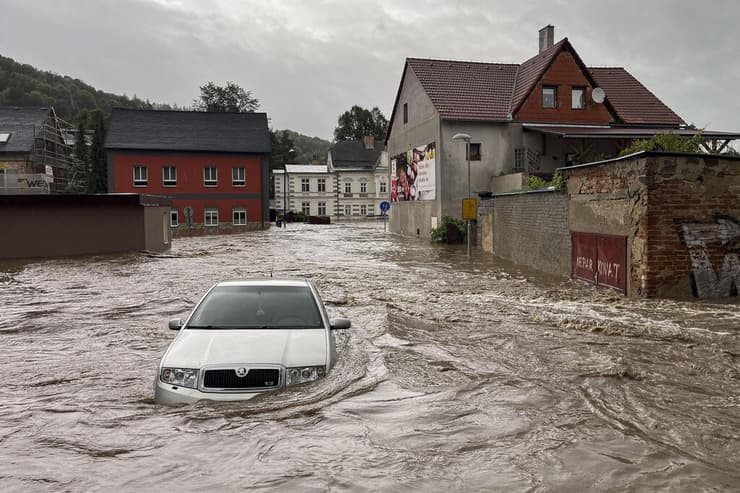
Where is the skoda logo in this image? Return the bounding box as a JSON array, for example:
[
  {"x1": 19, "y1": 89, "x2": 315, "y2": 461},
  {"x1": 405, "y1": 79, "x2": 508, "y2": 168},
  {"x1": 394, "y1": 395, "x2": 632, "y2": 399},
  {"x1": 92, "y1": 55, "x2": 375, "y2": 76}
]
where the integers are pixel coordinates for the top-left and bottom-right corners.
[{"x1": 235, "y1": 367, "x2": 248, "y2": 378}]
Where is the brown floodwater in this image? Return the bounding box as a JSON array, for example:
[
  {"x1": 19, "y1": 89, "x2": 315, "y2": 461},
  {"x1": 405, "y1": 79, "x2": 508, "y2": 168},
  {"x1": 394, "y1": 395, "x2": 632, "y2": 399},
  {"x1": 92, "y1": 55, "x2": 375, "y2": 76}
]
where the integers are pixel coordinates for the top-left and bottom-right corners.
[{"x1": 0, "y1": 222, "x2": 738, "y2": 491}]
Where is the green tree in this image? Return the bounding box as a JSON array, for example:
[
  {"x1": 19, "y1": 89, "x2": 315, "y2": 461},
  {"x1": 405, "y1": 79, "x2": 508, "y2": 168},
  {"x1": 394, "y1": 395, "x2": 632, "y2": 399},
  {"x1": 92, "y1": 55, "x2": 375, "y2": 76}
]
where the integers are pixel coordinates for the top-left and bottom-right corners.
[
  {"x1": 270, "y1": 129, "x2": 296, "y2": 170},
  {"x1": 193, "y1": 81, "x2": 259, "y2": 112},
  {"x1": 87, "y1": 112, "x2": 107, "y2": 193},
  {"x1": 619, "y1": 133, "x2": 704, "y2": 156},
  {"x1": 334, "y1": 105, "x2": 388, "y2": 141}
]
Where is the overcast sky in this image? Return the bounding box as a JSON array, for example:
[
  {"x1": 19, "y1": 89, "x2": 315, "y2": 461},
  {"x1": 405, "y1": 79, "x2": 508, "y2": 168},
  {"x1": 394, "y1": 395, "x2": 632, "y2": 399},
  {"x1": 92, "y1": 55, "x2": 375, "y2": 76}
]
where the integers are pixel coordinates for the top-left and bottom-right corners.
[{"x1": 2, "y1": 0, "x2": 739, "y2": 140}]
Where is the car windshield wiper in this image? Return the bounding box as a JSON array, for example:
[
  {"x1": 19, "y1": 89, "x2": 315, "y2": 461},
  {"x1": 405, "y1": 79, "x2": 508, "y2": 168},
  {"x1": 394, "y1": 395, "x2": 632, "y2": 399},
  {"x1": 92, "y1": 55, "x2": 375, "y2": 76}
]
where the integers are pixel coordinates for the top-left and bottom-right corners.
[{"x1": 186, "y1": 324, "x2": 234, "y2": 329}]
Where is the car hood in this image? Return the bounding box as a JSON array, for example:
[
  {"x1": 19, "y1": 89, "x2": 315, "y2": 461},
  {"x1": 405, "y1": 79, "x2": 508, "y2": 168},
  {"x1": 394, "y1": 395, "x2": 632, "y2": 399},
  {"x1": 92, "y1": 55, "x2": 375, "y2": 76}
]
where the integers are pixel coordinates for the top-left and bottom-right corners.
[{"x1": 162, "y1": 328, "x2": 328, "y2": 368}]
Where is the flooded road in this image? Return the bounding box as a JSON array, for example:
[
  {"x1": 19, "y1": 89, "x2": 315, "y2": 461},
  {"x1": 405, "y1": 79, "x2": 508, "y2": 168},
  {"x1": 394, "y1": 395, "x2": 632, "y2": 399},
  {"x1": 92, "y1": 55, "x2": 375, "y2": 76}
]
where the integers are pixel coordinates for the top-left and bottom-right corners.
[{"x1": 1, "y1": 222, "x2": 738, "y2": 491}]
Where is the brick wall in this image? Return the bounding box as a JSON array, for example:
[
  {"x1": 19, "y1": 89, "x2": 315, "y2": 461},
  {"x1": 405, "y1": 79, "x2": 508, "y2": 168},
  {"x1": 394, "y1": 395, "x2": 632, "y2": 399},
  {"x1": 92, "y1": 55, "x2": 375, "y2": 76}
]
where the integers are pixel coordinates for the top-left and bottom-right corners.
[
  {"x1": 487, "y1": 190, "x2": 570, "y2": 276},
  {"x1": 565, "y1": 153, "x2": 740, "y2": 299},
  {"x1": 645, "y1": 155, "x2": 740, "y2": 298}
]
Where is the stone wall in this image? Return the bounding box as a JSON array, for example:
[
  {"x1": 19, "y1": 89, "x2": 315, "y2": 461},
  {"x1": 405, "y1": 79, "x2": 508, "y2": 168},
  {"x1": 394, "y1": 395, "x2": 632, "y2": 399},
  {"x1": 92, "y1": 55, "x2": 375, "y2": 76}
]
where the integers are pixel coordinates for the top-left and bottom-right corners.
[{"x1": 486, "y1": 190, "x2": 570, "y2": 276}]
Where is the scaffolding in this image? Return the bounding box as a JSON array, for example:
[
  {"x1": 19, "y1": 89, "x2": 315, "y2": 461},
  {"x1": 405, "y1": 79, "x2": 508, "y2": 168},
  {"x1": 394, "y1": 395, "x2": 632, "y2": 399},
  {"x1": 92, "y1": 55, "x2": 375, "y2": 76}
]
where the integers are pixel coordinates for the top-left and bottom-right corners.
[{"x1": 0, "y1": 108, "x2": 86, "y2": 195}]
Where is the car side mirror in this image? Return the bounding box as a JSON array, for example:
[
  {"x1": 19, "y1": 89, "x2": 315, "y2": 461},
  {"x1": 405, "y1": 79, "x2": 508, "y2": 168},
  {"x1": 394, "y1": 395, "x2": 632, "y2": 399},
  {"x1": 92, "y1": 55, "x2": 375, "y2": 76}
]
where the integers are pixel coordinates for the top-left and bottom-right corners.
[
  {"x1": 330, "y1": 317, "x2": 351, "y2": 330},
  {"x1": 168, "y1": 318, "x2": 183, "y2": 330}
]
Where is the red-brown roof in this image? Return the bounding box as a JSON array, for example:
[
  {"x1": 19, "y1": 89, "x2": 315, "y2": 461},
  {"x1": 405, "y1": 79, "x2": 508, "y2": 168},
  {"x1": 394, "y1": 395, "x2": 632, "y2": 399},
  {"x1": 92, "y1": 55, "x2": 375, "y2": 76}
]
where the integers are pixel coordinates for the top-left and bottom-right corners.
[
  {"x1": 406, "y1": 58, "x2": 518, "y2": 121},
  {"x1": 393, "y1": 40, "x2": 685, "y2": 131},
  {"x1": 511, "y1": 38, "x2": 568, "y2": 112},
  {"x1": 589, "y1": 67, "x2": 685, "y2": 125}
]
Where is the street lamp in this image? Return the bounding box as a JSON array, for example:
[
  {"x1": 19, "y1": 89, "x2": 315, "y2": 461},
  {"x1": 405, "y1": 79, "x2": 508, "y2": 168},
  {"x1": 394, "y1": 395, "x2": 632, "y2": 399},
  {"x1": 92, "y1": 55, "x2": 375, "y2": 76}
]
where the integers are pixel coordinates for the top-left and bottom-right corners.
[
  {"x1": 283, "y1": 148, "x2": 294, "y2": 228},
  {"x1": 452, "y1": 133, "x2": 472, "y2": 257}
]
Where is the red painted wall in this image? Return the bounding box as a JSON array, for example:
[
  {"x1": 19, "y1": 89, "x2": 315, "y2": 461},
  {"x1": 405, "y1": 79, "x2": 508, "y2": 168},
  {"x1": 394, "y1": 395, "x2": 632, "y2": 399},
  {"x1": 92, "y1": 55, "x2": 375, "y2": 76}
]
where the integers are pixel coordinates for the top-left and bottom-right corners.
[
  {"x1": 516, "y1": 49, "x2": 614, "y2": 124},
  {"x1": 111, "y1": 153, "x2": 264, "y2": 228}
]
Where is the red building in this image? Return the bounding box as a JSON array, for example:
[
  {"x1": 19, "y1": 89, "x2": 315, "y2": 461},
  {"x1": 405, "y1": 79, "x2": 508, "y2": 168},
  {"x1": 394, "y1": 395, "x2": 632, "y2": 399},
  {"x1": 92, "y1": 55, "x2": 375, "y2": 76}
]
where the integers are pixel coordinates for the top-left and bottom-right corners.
[{"x1": 105, "y1": 108, "x2": 271, "y2": 236}]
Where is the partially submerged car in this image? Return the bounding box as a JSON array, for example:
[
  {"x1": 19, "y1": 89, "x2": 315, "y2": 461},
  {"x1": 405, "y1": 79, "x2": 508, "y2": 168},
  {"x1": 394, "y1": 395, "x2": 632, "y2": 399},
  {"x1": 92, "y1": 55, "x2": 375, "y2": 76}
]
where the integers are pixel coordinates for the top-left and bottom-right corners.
[{"x1": 154, "y1": 278, "x2": 351, "y2": 405}]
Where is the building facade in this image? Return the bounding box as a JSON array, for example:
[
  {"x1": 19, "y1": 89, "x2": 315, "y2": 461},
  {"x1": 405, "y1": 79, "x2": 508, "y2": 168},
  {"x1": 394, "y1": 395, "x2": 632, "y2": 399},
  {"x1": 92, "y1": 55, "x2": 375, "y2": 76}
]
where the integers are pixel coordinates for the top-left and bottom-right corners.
[
  {"x1": 385, "y1": 25, "x2": 738, "y2": 239},
  {"x1": 105, "y1": 109, "x2": 271, "y2": 236},
  {"x1": 273, "y1": 137, "x2": 389, "y2": 220}
]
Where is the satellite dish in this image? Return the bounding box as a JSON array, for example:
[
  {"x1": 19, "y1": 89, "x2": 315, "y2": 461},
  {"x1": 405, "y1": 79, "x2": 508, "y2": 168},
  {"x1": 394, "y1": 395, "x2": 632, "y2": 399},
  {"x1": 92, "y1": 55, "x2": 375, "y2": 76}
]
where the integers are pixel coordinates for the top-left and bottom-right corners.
[{"x1": 592, "y1": 87, "x2": 605, "y2": 104}]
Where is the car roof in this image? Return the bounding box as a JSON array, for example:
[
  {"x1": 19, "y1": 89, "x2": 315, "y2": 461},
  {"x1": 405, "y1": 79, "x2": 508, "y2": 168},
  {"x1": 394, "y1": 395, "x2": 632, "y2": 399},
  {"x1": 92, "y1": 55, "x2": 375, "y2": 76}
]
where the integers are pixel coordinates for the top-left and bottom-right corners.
[{"x1": 215, "y1": 278, "x2": 311, "y2": 288}]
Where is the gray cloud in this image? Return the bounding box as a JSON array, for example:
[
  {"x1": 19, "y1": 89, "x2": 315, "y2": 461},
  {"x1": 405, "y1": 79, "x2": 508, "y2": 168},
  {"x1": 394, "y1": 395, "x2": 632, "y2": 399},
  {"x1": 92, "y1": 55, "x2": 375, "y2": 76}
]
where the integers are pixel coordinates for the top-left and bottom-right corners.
[{"x1": 2, "y1": 0, "x2": 738, "y2": 139}]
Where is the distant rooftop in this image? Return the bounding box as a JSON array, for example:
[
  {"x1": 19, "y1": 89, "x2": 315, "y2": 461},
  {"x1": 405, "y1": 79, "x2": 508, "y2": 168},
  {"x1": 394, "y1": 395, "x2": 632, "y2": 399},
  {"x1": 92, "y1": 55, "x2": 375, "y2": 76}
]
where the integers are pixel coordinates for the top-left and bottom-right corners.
[{"x1": 105, "y1": 108, "x2": 271, "y2": 154}]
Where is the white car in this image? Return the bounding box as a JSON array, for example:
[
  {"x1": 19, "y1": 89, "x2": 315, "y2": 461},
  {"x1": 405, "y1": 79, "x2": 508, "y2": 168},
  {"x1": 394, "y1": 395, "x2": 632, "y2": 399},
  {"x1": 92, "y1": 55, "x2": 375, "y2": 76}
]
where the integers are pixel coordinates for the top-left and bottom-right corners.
[{"x1": 154, "y1": 278, "x2": 351, "y2": 405}]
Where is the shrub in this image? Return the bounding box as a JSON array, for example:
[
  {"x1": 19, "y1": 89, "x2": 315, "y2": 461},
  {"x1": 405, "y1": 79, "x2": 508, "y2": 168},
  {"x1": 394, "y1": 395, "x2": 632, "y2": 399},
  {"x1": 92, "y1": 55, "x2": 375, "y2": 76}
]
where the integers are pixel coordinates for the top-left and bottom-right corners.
[{"x1": 431, "y1": 216, "x2": 466, "y2": 244}]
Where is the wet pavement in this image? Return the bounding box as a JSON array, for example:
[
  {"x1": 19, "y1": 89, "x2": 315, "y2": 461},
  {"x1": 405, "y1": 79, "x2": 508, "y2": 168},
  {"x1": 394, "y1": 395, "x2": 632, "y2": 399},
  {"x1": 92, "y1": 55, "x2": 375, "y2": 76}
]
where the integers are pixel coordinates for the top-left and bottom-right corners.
[{"x1": 1, "y1": 222, "x2": 738, "y2": 491}]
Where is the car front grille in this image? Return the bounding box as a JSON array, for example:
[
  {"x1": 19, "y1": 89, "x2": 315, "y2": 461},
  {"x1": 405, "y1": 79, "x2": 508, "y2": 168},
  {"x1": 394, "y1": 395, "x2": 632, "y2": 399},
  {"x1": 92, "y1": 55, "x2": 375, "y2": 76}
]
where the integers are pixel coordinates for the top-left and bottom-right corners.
[{"x1": 203, "y1": 368, "x2": 281, "y2": 389}]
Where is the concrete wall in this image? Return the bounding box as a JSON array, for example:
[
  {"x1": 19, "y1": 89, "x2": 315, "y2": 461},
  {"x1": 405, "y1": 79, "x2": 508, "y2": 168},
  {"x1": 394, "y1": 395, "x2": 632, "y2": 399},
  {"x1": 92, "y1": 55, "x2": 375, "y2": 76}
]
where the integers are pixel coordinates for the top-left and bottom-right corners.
[
  {"x1": 0, "y1": 194, "x2": 172, "y2": 259},
  {"x1": 564, "y1": 152, "x2": 740, "y2": 299},
  {"x1": 485, "y1": 190, "x2": 570, "y2": 276}
]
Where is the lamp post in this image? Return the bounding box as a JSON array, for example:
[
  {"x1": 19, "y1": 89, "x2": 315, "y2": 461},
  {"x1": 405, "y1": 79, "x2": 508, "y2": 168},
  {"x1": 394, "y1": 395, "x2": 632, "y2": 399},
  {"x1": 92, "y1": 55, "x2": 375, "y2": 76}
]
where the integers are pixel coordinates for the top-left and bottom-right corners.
[
  {"x1": 452, "y1": 133, "x2": 472, "y2": 257},
  {"x1": 283, "y1": 148, "x2": 294, "y2": 228}
]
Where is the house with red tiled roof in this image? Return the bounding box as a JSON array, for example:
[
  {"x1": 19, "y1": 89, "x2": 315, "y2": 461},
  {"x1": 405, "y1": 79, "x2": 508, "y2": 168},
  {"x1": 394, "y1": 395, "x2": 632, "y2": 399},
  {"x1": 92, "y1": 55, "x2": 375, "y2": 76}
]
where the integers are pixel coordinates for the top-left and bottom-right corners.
[{"x1": 385, "y1": 25, "x2": 740, "y2": 239}]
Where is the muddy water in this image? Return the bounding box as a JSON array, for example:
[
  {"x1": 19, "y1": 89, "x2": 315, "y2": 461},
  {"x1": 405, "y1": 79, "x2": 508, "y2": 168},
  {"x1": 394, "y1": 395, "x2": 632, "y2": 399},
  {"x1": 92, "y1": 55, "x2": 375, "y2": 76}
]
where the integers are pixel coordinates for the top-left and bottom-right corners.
[{"x1": 0, "y1": 223, "x2": 738, "y2": 491}]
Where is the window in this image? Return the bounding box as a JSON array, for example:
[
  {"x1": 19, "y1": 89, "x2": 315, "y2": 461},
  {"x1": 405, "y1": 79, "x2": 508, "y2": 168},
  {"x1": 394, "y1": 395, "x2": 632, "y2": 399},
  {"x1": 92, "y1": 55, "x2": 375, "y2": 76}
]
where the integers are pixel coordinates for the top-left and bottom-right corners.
[
  {"x1": 317, "y1": 202, "x2": 326, "y2": 216},
  {"x1": 0, "y1": 132, "x2": 11, "y2": 144},
  {"x1": 360, "y1": 205, "x2": 367, "y2": 215},
  {"x1": 163, "y1": 166, "x2": 177, "y2": 186},
  {"x1": 232, "y1": 167, "x2": 246, "y2": 186},
  {"x1": 344, "y1": 205, "x2": 352, "y2": 216},
  {"x1": 301, "y1": 178, "x2": 310, "y2": 192},
  {"x1": 133, "y1": 166, "x2": 148, "y2": 186},
  {"x1": 542, "y1": 86, "x2": 557, "y2": 108},
  {"x1": 380, "y1": 181, "x2": 387, "y2": 194},
  {"x1": 572, "y1": 87, "x2": 586, "y2": 109},
  {"x1": 317, "y1": 178, "x2": 326, "y2": 192},
  {"x1": 360, "y1": 182, "x2": 367, "y2": 193},
  {"x1": 204, "y1": 167, "x2": 217, "y2": 186},
  {"x1": 403, "y1": 103, "x2": 408, "y2": 124},
  {"x1": 233, "y1": 207, "x2": 247, "y2": 225},
  {"x1": 204, "y1": 207, "x2": 218, "y2": 226},
  {"x1": 301, "y1": 202, "x2": 311, "y2": 215},
  {"x1": 170, "y1": 209, "x2": 178, "y2": 227},
  {"x1": 468, "y1": 143, "x2": 481, "y2": 161},
  {"x1": 344, "y1": 182, "x2": 352, "y2": 194}
]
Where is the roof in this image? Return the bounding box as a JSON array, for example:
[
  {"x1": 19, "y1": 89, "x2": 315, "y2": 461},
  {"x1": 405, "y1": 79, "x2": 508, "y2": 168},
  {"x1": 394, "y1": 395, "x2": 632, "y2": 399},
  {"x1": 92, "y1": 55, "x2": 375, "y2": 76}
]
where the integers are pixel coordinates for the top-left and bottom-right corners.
[
  {"x1": 523, "y1": 124, "x2": 738, "y2": 139},
  {"x1": 277, "y1": 164, "x2": 328, "y2": 174},
  {"x1": 589, "y1": 67, "x2": 685, "y2": 125},
  {"x1": 329, "y1": 140, "x2": 384, "y2": 169},
  {"x1": 407, "y1": 58, "x2": 518, "y2": 121},
  {"x1": 105, "y1": 108, "x2": 271, "y2": 154},
  {"x1": 511, "y1": 38, "x2": 569, "y2": 112},
  {"x1": 388, "y1": 37, "x2": 686, "y2": 136},
  {"x1": 0, "y1": 107, "x2": 53, "y2": 153}
]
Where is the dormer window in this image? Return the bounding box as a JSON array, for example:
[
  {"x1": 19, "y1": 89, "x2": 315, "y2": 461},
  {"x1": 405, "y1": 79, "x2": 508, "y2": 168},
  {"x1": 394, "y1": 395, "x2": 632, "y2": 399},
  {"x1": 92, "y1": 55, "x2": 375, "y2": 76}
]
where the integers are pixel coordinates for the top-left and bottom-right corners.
[
  {"x1": 542, "y1": 86, "x2": 557, "y2": 108},
  {"x1": 0, "y1": 132, "x2": 10, "y2": 144}
]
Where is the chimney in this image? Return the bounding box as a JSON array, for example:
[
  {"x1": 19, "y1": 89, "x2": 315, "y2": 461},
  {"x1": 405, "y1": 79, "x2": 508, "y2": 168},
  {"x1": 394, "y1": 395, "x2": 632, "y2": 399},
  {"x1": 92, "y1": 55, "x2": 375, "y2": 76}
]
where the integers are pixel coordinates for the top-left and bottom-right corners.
[
  {"x1": 539, "y1": 25, "x2": 554, "y2": 53},
  {"x1": 363, "y1": 135, "x2": 375, "y2": 149}
]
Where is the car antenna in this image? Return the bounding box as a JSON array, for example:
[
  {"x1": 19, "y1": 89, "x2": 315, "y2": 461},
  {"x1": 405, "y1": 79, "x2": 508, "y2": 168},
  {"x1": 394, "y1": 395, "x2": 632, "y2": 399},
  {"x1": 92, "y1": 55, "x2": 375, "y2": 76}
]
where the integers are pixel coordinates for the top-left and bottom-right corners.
[{"x1": 270, "y1": 258, "x2": 275, "y2": 278}]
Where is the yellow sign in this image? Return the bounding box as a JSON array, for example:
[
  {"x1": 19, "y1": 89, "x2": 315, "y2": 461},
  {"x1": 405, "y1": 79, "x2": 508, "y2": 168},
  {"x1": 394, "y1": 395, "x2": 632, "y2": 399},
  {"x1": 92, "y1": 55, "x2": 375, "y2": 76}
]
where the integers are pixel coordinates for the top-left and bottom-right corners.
[{"x1": 462, "y1": 198, "x2": 478, "y2": 220}]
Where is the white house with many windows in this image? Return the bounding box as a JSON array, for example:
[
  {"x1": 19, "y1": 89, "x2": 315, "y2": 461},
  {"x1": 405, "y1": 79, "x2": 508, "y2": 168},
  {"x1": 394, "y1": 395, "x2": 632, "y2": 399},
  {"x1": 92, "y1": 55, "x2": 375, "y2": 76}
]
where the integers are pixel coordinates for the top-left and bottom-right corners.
[{"x1": 274, "y1": 137, "x2": 389, "y2": 220}]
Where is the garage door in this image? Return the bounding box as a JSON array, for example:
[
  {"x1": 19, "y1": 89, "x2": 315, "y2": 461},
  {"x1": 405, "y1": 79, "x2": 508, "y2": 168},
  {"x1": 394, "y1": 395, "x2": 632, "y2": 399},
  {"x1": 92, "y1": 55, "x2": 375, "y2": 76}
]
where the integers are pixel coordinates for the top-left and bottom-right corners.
[{"x1": 571, "y1": 232, "x2": 627, "y2": 293}]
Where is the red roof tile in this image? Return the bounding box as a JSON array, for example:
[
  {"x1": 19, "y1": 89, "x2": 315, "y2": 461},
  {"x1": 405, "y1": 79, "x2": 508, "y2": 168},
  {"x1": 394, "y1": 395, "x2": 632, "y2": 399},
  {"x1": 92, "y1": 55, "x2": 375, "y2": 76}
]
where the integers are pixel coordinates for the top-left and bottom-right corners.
[
  {"x1": 390, "y1": 41, "x2": 684, "y2": 134},
  {"x1": 588, "y1": 67, "x2": 685, "y2": 125},
  {"x1": 407, "y1": 58, "x2": 518, "y2": 121}
]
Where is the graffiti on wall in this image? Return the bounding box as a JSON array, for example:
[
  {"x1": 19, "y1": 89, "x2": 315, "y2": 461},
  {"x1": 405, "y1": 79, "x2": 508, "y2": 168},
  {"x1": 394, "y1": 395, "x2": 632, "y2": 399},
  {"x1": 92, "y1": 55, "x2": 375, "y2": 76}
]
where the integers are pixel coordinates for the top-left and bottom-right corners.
[{"x1": 679, "y1": 214, "x2": 740, "y2": 298}]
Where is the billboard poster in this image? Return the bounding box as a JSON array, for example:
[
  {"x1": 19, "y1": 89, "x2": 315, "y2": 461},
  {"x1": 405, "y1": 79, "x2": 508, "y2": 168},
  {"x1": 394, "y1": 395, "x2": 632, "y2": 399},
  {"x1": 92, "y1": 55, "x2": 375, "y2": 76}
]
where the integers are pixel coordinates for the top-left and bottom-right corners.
[{"x1": 391, "y1": 142, "x2": 436, "y2": 201}]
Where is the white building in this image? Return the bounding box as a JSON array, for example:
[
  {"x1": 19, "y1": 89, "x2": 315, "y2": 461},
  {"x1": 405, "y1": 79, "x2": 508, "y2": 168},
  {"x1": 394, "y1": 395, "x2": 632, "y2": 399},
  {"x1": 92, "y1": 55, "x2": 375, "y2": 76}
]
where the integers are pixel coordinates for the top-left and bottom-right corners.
[{"x1": 274, "y1": 136, "x2": 389, "y2": 220}]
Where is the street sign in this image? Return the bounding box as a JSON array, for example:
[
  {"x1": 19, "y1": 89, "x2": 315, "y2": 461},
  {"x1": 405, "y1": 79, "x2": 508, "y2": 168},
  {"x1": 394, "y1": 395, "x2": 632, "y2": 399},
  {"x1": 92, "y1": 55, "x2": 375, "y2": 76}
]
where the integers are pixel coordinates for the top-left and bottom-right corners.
[
  {"x1": 462, "y1": 198, "x2": 477, "y2": 220},
  {"x1": 380, "y1": 201, "x2": 390, "y2": 213}
]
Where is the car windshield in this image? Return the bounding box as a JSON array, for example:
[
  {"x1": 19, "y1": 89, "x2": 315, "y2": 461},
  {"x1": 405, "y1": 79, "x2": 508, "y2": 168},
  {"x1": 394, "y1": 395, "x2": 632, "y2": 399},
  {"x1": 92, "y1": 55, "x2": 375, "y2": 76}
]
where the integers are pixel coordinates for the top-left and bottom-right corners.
[{"x1": 187, "y1": 285, "x2": 323, "y2": 329}]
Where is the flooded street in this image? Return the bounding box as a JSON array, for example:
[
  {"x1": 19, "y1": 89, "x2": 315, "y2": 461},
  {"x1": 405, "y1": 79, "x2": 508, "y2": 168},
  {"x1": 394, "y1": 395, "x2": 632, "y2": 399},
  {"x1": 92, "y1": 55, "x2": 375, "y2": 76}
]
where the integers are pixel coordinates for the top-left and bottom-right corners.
[{"x1": 1, "y1": 222, "x2": 738, "y2": 491}]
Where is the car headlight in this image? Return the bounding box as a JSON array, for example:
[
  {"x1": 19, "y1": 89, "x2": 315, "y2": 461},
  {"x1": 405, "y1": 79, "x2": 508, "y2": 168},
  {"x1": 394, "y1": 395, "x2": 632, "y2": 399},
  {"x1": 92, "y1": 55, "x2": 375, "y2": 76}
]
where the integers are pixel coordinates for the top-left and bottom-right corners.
[
  {"x1": 285, "y1": 366, "x2": 326, "y2": 386},
  {"x1": 160, "y1": 367, "x2": 199, "y2": 389}
]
